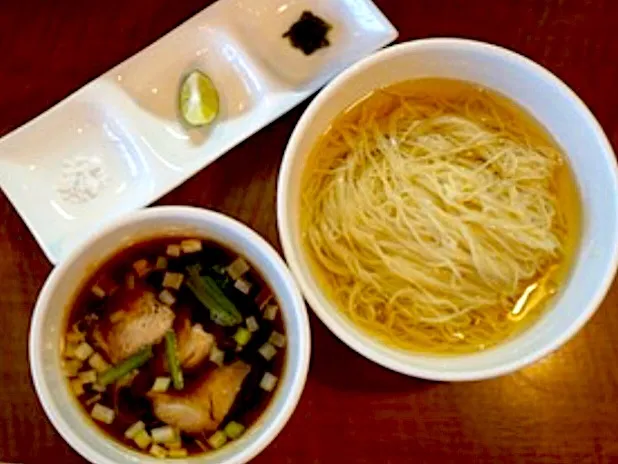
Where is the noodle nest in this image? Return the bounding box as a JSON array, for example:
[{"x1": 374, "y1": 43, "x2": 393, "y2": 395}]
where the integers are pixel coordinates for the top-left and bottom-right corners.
[{"x1": 301, "y1": 84, "x2": 566, "y2": 353}]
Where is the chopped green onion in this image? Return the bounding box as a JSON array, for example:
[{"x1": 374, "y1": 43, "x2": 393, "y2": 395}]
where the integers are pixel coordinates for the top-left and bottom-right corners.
[
  {"x1": 207, "y1": 430, "x2": 227, "y2": 449},
  {"x1": 66, "y1": 330, "x2": 85, "y2": 344},
  {"x1": 246, "y1": 316, "x2": 259, "y2": 333},
  {"x1": 124, "y1": 420, "x2": 146, "y2": 439},
  {"x1": 264, "y1": 304, "x2": 279, "y2": 321},
  {"x1": 91, "y1": 403, "x2": 115, "y2": 424},
  {"x1": 64, "y1": 343, "x2": 78, "y2": 359},
  {"x1": 234, "y1": 278, "x2": 252, "y2": 295},
  {"x1": 181, "y1": 239, "x2": 202, "y2": 253},
  {"x1": 155, "y1": 256, "x2": 168, "y2": 270},
  {"x1": 260, "y1": 372, "x2": 278, "y2": 392},
  {"x1": 165, "y1": 331, "x2": 184, "y2": 390},
  {"x1": 227, "y1": 257, "x2": 250, "y2": 280},
  {"x1": 168, "y1": 448, "x2": 188, "y2": 458},
  {"x1": 151, "y1": 425, "x2": 178, "y2": 444},
  {"x1": 134, "y1": 429, "x2": 152, "y2": 449},
  {"x1": 151, "y1": 376, "x2": 171, "y2": 393},
  {"x1": 234, "y1": 327, "x2": 251, "y2": 346},
  {"x1": 159, "y1": 289, "x2": 176, "y2": 306},
  {"x1": 269, "y1": 331, "x2": 286, "y2": 348},
  {"x1": 74, "y1": 342, "x2": 94, "y2": 361},
  {"x1": 186, "y1": 265, "x2": 242, "y2": 327},
  {"x1": 63, "y1": 359, "x2": 82, "y2": 377},
  {"x1": 88, "y1": 353, "x2": 110, "y2": 373},
  {"x1": 166, "y1": 244, "x2": 181, "y2": 257},
  {"x1": 133, "y1": 259, "x2": 151, "y2": 277},
  {"x1": 91, "y1": 284, "x2": 106, "y2": 298},
  {"x1": 209, "y1": 346, "x2": 225, "y2": 366},
  {"x1": 98, "y1": 346, "x2": 153, "y2": 387},
  {"x1": 70, "y1": 378, "x2": 85, "y2": 396},
  {"x1": 79, "y1": 369, "x2": 97, "y2": 384},
  {"x1": 91, "y1": 383, "x2": 106, "y2": 392},
  {"x1": 258, "y1": 343, "x2": 277, "y2": 361},
  {"x1": 166, "y1": 434, "x2": 183, "y2": 450},
  {"x1": 224, "y1": 421, "x2": 246, "y2": 439},
  {"x1": 163, "y1": 272, "x2": 184, "y2": 290},
  {"x1": 150, "y1": 443, "x2": 167, "y2": 458}
]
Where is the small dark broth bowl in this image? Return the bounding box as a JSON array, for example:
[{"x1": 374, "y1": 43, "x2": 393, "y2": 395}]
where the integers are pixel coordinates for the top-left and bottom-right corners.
[{"x1": 29, "y1": 206, "x2": 311, "y2": 464}]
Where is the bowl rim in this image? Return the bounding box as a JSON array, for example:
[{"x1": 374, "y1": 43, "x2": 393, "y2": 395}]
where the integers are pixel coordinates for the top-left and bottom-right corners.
[
  {"x1": 276, "y1": 37, "x2": 618, "y2": 381},
  {"x1": 29, "y1": 205, "x2": 311, "y2": 463}
]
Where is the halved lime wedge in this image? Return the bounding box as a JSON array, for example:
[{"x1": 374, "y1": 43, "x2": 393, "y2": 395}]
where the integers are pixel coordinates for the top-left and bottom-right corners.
[{"x1": 179, "y1": 70, "x2": 219, "y2": 127}]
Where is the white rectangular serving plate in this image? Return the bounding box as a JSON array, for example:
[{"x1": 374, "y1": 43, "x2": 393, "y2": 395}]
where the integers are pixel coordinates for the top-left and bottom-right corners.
[{"x1": 0, "y1": 0, "x2": 397, "y2": 263}]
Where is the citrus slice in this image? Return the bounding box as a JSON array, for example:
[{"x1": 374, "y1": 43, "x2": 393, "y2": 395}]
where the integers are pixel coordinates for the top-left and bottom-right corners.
[{"x1": 179, "y1": 70, "x2": 219, "y2": 127}]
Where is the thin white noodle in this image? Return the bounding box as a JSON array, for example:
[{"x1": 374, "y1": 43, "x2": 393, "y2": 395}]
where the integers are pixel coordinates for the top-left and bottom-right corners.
[{"x1": 301, "y1": 81, "x2": 567, "y2": 353}]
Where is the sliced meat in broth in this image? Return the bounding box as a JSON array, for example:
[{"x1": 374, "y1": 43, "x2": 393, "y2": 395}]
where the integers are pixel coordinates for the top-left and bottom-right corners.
[
  {"x1": 149, "y1": 361, "x2": 251, "y2": 433},
  {"x1": 94, "y1": 286, "x2": 175, "y2": 363}
]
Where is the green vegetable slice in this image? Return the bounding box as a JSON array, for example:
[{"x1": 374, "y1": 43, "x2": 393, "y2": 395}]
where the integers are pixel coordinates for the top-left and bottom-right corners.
[
  {"x1": 186, "y1": 265, "x2": 242, "y2": 326},
  {"x1": 165, "y1": 330, "x2": 184, "y2": 390},
  {"x1": 233, "y1": 327, "x2": 251, "y2": 346},
  {"x1": 98, "y1": 346, "x2": 153, "y2": 387}
]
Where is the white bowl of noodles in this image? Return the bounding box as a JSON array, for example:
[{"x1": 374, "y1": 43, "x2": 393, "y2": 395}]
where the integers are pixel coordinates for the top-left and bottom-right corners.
[{"x1": 277, "y1": 38, "x2": 618, "y2": 381}]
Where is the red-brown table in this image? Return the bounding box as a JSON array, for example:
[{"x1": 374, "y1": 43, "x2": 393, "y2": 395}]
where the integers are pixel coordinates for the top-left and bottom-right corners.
[{"x1": 1, "y1": 1, "x2": 618, "y2": 462}]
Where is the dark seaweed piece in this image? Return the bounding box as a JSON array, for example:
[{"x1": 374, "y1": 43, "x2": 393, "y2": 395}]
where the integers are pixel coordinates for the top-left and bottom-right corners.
[{"x1": 283, "y1": 11, "x2": 332, "y2": 55}]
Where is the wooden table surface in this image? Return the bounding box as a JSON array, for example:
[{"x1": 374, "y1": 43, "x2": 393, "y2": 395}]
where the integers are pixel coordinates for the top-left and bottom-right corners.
[{"x1": 2, "y1": 0, "x2": 618, "y2": 462}]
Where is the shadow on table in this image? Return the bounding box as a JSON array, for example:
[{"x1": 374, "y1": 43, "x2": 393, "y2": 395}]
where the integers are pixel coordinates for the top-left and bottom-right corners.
[{"x1": 308, "y1": 313, "x2": 438, "y2": 394}]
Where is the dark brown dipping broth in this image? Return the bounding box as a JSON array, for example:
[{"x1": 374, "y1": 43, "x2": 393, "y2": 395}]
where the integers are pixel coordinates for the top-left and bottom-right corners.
[{"x1": 64, "y1": 237, "x2": 286, "y2": 457}]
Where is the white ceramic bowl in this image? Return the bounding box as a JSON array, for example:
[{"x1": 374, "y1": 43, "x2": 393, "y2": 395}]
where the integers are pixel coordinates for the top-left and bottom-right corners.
[
  {"x1": 277, "y1": 38, "x2": 618, "y2": 381},
  {"x1": 29, "y1": 206, "x2": 310, "y2": 463}
]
